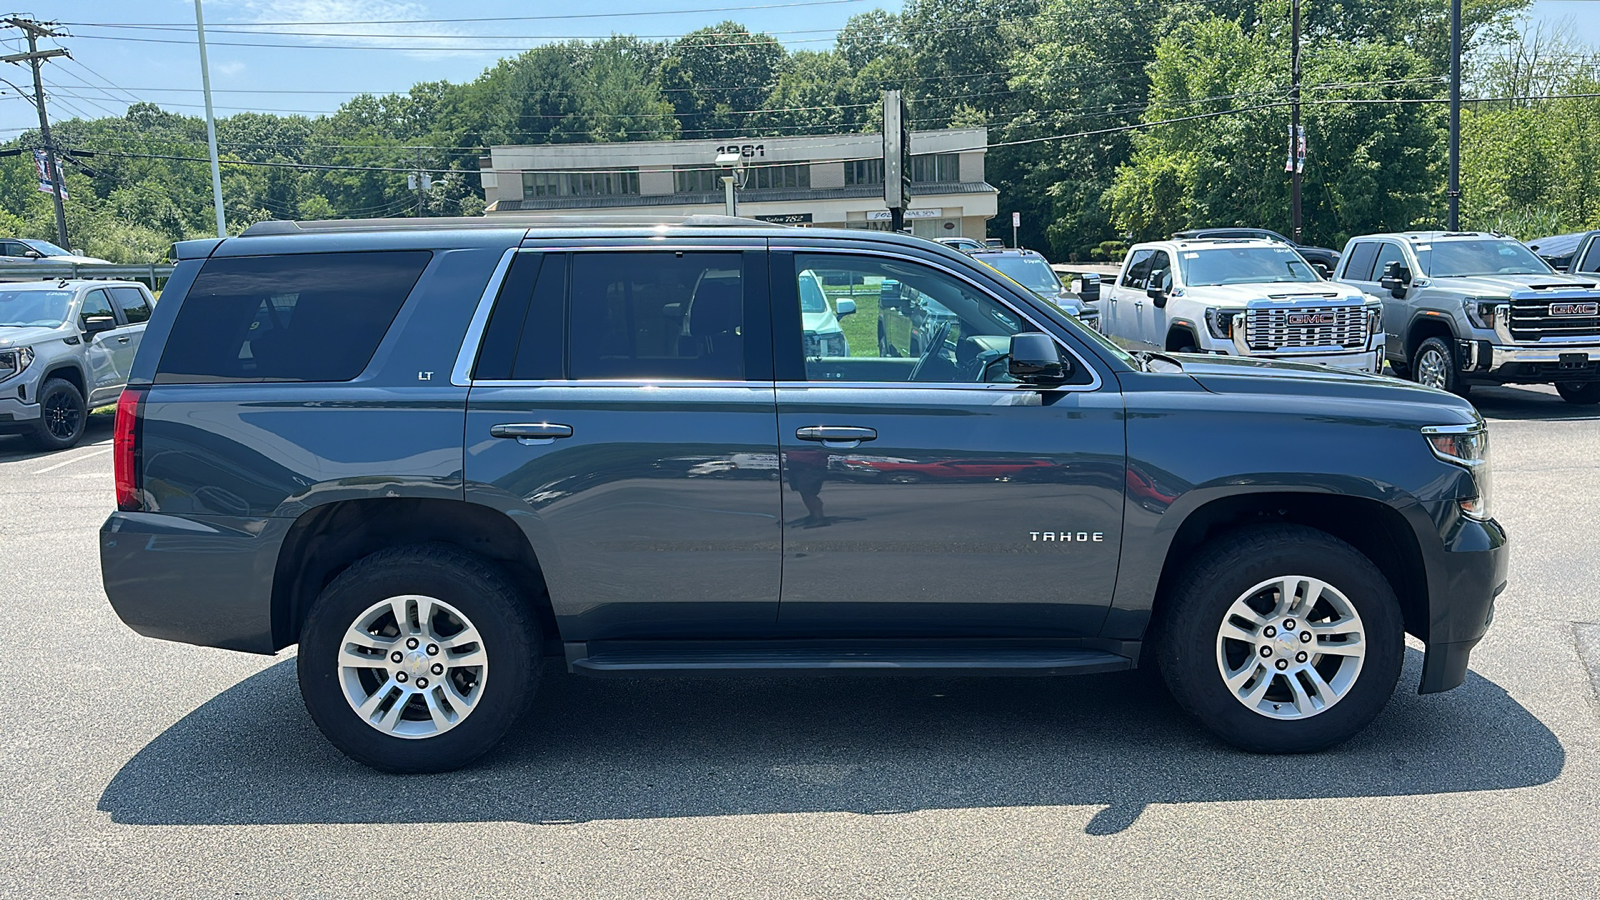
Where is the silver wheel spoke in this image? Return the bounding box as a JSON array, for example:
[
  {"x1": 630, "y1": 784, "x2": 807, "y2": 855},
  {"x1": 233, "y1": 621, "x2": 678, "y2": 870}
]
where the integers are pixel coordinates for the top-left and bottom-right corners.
[
  {"x1": 389, "y1": 597, "x2": 415, "y2": 635},
  {"x1": 1314, "y1": 635, "x2": 1365, "y2": 658},
  {"x1": 356, "y1": 678, "x2": 399, "y2": 720},
  {"x1": 1239, "y1": 670, "x2": 1276, "y2": 708},
  {"x1": 1286, "y1": 671, "x2": 1321, "y2": 715},
  {"x1": 1219, "y1": 621, "x2": 1258, "y2": 644},
  {"x1": 375, "y1": 691, "x2": 410, "y2": 733},
  {"x1": 421, "y1": 687, "x2": 453, "y2": 731},
  {"x1": 338, "y1": 594, "x2": 489, "y2": 740},
  {"x1": 1300, "y1": 665, "x2": 1336, "y2": 705}
]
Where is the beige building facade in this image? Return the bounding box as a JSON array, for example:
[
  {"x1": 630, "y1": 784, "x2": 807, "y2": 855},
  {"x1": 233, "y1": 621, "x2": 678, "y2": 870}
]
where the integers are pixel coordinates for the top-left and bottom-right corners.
[{"x1": 479, "y1": 128, "x2": 997, "y2": 239}]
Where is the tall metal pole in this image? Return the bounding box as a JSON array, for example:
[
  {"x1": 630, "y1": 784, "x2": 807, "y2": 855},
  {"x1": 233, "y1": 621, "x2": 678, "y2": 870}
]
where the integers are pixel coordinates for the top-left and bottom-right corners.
[
  {"x1": 1289, "y1": 0, "x2": 1302, "y2": 242},
  {"x1": 2, "y1": 18, "x2": 70, "y2": 248},
  {"x1": 195, "y1": 0, "x2": 227, "y2": 237},
  {"x1": 1447, "y1": 0, "x2": 1462, "y2": 230}
]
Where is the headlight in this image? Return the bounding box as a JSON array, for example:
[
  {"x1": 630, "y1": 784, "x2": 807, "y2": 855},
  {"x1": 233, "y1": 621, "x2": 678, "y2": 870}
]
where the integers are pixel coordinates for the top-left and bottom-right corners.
[
  {"x1": 0, "y1": 346, "x2": 34, "y2": 381},
  {"x1": 1205, "y1": 308, "x2": 1244, "y2": 339},
  {"x1": 1462, "y1": 297, "x2": 1510, "y2": 330},
  {"x1": 1422, "y1": 423, "x2": 1492, "y2": 519}
]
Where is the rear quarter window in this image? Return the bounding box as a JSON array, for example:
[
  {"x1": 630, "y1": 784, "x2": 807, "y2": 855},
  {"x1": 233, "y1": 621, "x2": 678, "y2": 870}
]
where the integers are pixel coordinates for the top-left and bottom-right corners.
[{"x1": 154, "y1": 250, "x2": 430, "y2": 384}]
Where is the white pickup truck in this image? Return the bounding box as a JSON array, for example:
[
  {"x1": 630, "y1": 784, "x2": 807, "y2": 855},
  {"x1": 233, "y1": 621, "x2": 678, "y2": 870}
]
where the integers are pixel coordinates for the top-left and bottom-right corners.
[{"x1": 1102, "y1": 237, "x2": 1384, "y2": 372}]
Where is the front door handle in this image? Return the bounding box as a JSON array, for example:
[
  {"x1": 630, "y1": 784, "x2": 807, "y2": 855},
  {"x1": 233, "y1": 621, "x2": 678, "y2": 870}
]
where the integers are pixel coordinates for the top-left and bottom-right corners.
[
  {"x1": 796, "y1": 425, "x2": 877, "y2": 448},
  {"x1": 490, "y1": 423, "x2": 574, "y2": 444},
  {"x1": 116, "y1": 336, "x2": 130, "y2": 344}
]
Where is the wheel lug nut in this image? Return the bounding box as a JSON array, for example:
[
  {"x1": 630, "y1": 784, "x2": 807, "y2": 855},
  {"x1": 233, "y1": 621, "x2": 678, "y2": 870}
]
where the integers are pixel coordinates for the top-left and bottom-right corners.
[
  {"x1": 1301, "y1": 631, "x2": 1312, "y2": 643},
  {"x1": 390, "y1": 651, "x2": 403, "y2": 663},
  {"x1": 417, "y1": 677, "x2": 429, "y2": 689},
  {"x1": 1296, "y1": 651, "x2": 1308, "y2": 663},
  {"x1": 1283, "y1": 619, "x2": 1296, "y2": 630},
  {"x1": 1260, "y1": 646, "x2": 1273, "y2": 658},
  {"x1": 426, "y1": 644, "x2": 439, "y2": 656},
  {"x1": 431, "y1": 663, "x2": 443, "y2": 675},
  {"x1": 1263, "y1": 626, "x2": 1277, "y2": 638},
  {"x1": 406, "y1": 638, "x2": 419, "y2": 650},
  {"x1": 396, "y1": 672, "x2": 408, "y2": 683},
  {"x1": 1275, "y1": 659, "x2": 1289, "y2": 670}
]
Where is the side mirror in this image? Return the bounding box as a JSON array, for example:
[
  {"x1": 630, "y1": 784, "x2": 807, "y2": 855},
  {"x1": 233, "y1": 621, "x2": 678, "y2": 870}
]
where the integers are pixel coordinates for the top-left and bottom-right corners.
[
  {"x1": 22, "y1": 250, "x2": 41, "y2": 259},
  {"x1": 1146, "y1": 271, "x2": 1171, "y2": 308},
  {"x1": 82, "y1": 315, "x2": 117, "y2": 337},
  {"x1": 835, "y1": 298, "x2": 856, "y2": 317},
  {"x1": 1007, "y1": 333, "x2": 1071, "y2": 384},
  {"x1": 1379, "y1": 261, "x2": 1411, "y2": 298}
]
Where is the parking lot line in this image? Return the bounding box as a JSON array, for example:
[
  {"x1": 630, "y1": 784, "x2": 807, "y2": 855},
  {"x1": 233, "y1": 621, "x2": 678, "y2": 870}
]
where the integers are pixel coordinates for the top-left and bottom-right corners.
[{"x1": 32, "y1": 446, "x2": 113, "y2": 475}]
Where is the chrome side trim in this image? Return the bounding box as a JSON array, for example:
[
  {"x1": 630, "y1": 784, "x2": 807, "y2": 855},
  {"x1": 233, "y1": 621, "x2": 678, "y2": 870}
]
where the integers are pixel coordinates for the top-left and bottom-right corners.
[{"x1": 451, "y1": 247, "x2": 520, "y2": 387}]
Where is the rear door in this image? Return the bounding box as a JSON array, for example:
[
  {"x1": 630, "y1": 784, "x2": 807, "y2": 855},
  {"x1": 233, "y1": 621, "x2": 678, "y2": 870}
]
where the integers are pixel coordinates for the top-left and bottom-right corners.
[
  {"x1": 106, "y1": 286, "x2": 152, "y2": 385},
  {"x1": 1576, "y1": 235, "x2": 1600, "y2": 276},
  {"x1": 462, "y1": 242, "x2": 783, "y2": 640}
]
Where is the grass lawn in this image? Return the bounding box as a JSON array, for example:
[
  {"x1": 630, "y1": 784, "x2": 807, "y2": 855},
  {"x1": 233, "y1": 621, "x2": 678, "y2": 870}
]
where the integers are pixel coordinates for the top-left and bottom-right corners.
[{"x1": 823, "y1": 280, "x2": 884, "y2": 357}]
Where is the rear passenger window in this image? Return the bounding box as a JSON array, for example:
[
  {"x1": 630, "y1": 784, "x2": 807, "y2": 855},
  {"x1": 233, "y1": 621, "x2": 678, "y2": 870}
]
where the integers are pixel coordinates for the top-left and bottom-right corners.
[
  {"x1": 568, "y1": 252, "x2": 745, "y2": 381},
  {"x1": 1343, "y1": 242, "x2": 1380, "y2": 281},
  {"x1": 155, "y1": 251, "x2": 430, "y2": 384},
  {"x1": 110, "y1": 286, "x2": 151, "y2": 324}
]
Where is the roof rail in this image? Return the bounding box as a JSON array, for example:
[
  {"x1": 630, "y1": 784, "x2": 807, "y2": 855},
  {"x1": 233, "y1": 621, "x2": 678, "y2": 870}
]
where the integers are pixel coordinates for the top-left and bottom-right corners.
[{"x1": 239, "y1": 214, "x2": 784, "y2": 237}]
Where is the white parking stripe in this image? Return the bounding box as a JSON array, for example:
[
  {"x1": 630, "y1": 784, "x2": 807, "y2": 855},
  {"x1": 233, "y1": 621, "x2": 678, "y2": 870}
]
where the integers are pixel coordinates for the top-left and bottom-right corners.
[{"x1": 32, "y1": 446, "x2": 113, "y2": 475}]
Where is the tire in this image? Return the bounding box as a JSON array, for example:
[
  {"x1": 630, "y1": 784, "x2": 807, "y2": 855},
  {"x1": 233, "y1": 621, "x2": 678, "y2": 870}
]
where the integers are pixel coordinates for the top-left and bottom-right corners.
[
  {"x1": 1555, "y1": 381, "x2": 1600, "y2": 405},
  {"x1": 1154, "y1": 525, "x2": 1404, "y2": 754},
  {"x1": 1411, "y1": 336, "x2": 1469, "y2": 396},
  {"x1": 26, "y1": 377, "x2": 87, "y2": 451},
  {"x1": 1387, "y1": 360, "x2": 1410, "y2": 379},
  {"x1": 297, "y1": 543, "x2": 541, "y2": 773}
]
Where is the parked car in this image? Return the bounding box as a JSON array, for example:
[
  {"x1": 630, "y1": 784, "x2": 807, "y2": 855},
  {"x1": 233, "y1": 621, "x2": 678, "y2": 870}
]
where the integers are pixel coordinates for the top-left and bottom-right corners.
[
  {"x1": 0, "y1": 279, "x2": 152, "y2": 449},
  {"x1": 969, "y1": 247, "x2": 1100, "y2": 332},
  {"x1": 797, "y1": 268, "x2": 853, "y2": 357},
  {"x1": 1525, "y1": 232, "x2": 1587, "y2": 272},
  {"x1": 1102, "y1": 237, "x2": 1383, "y2": 372},
  {"x1": 1173, "y1": 228, "x2": 1341, "y2": 278},
  {"x1": 1335, "y1": 230, "x2": 1600, "y2": 402},
  {"x1": 1569, "y1": 230, "x2": 1600, "y2": 277},
  {"x1": 935, "y1": 236, "x2": 984, "y2": 253},
  {"x1": 0, "y1": 238, "x2": 112, "y2": 266},
  {"x1": 101, "y1": 215, "x2": 1505, "y2": 773}
]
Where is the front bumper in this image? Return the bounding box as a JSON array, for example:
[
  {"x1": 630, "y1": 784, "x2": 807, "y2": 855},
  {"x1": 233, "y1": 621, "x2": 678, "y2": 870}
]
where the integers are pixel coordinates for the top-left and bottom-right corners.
[
  {"x1": 0, "y1": 395, "x2": 41, "y2": 435},
  {"x1": 1411, "y1": 505, "x2": 1509, "y2": 694},
  {"x1": 1219, "y1": 341, "x2": 1385, "y2": 373},
  {"x1": 1456, "y1": 338, "x2": 1600, "y2": 382}
]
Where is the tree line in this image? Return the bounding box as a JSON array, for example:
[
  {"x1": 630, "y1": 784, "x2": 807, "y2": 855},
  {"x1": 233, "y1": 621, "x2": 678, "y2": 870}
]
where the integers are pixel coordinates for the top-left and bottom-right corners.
[{"x1": 2, "y1": 0, "x2": 1596, "y2": 264}]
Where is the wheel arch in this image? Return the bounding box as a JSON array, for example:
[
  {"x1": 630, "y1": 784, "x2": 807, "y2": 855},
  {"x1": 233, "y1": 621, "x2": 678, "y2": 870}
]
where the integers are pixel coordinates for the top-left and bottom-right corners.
[
  {"x1": 1404, "y1": 313, "x2": 1456, "y2": 363},
  {"x1": 39, "y1": 360, "x2": 87, "y2": 397},
  {"x1": 269, "y1": 497, "x2": 557, "y2": 652},
  {"x1": 1165, "y1": 321, "x2": 1201, "y2": 351}
]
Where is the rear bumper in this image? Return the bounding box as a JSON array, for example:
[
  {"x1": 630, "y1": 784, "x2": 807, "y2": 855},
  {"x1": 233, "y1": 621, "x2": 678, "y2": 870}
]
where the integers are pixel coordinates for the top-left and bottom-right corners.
[
  {"x1": 1413, "y1": 508, "x2": 1509, "y2": 694},
  {"x1": 100, "y1": 511, "x2": 288, "y2": 654}
]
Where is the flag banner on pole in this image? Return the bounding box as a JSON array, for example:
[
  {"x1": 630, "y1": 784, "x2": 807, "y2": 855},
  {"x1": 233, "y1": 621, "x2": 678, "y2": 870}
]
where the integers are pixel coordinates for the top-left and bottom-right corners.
[
  {"x1": 1285, "y1": 126, "x2": 1295, "y2": 173},
  {"x1": 1296, "y1": 126, "x2": 1307, "y2": 174},
  {"x1": 33, "y1": 149, "x2": 66, "y2": 199}
]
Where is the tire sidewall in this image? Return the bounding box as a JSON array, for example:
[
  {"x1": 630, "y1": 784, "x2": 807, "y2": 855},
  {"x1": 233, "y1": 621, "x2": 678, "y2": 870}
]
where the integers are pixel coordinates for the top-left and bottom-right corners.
[
  {"x1": 1161, "y1": 533, "x2": 1404, "y2": 753},
  {"x1": 297, "y1": 552, "x2": 537, "y2": 773},
  {"x1": 1555, "y1": 381, "x2": 1600, "y2": 404}
]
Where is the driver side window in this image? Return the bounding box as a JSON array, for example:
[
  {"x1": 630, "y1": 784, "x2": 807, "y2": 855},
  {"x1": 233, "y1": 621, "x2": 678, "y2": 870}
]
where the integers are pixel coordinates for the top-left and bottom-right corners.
[
  {"x1": 79, "y1": 289, "x2": 114, "y2": 331},
  {"x1": 791, "y1": 254, "x2": 1027, "y2": 384}
]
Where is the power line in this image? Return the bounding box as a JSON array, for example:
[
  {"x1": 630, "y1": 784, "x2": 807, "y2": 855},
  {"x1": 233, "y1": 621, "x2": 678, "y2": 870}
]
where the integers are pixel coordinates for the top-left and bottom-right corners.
[{"x1": 63, "y1": 1, "x2": 874, "y2": 28}]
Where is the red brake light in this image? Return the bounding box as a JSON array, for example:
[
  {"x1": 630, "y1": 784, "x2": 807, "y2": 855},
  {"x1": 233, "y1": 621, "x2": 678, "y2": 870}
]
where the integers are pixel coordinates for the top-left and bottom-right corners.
[{"x1": 114, "y1": 387, "x2": 146, "y2": 512}]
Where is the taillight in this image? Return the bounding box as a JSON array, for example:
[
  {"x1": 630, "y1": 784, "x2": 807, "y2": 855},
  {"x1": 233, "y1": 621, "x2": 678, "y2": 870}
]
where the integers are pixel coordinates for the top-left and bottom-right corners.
[{"x1": 114, "y1": 387, "x2": 147, "y2": 512}]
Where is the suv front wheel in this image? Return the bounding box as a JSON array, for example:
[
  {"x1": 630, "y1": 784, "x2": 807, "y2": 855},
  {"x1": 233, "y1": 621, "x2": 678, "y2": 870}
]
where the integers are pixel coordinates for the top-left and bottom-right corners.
[
  {"x1": 1155, "y1": 525, "x2": 1403, "y2": 753},
  {"x1": 297, "y1": 543, "x2": 541, "y2": 773}
]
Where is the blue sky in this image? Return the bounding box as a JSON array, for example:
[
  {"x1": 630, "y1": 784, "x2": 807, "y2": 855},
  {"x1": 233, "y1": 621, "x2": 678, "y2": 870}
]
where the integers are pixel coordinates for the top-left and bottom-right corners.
[{"x1": 0, "y1": 0, "x2": 1594, "y2": 136}]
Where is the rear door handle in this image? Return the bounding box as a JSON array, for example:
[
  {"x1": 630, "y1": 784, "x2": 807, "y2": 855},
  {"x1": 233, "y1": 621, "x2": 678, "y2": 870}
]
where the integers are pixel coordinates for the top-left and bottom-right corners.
[
  {"x1": 796, "y1": 425, "x2": 877, "y2": 448},
  {"x1": 490, "y1": 423, "x2": 574, "y2": 444}
]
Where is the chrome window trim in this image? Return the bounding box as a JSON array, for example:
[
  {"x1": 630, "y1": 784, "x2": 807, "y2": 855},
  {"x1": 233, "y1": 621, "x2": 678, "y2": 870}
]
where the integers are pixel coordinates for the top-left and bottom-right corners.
[
  {"x1": 770, "y1": 243, "x2": 1103, "y2": 393},
  {"x1": 450, "y1": 247, "x2": 519, "y2": 387}
]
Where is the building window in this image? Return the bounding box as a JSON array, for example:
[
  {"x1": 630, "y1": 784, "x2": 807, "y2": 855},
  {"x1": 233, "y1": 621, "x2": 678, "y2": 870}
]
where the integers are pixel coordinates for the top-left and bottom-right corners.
[
  {"x1": 845, "y1": 159, "x2": 883, "y2": 186},
  {"x1": 674, "y1": 166, "x2": 722, "y2": 194},
  {"x1": 910, "y1": 154, "x2": 959, "y2": 183},
  {"x1": 522, "y1": 169, "x2": 640, "y2": 199},
  {"x1": 747, "y1": 163, "x2": 810, "y2": 191}
]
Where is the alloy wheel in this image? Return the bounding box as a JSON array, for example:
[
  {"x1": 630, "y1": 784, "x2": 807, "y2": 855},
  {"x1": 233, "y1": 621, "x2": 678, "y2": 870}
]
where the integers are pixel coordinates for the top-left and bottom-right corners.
[
  {"x1": 1415, "y1": 348, "x2": 1449, "y2": 390},
  {"x1": 1214, "y1": 575, "x2": 1366, "y2": 720},
  {"x1": 43, "y1": 389, "x2": 81, "y2": 440},
  {"x1": 337, "y1": 594, "x2": 489, "y2": 739}
]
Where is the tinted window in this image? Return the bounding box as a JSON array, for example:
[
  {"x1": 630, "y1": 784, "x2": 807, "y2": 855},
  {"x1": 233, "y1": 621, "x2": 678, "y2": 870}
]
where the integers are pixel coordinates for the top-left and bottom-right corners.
[
  {"x1": 110, "y1": 286, "x2": 151, "y2": 324},
  {"x1": 1121, "y1": 249, "x2": 1154, "y2": 287},
  {"x1": 1148, "y1": 251, "x2": 1173, "y2": 290},
  {"x1": 1343, "y1": 242, "x2": 1380, "y2": 281},
  {"x1": 473, "y1": 251, "x2": 565, "y2": 382},
  {"x1": 1371, "y1": 243, "x2": 1408, "y2": 280},
  {"x1": 568, "y1": 252, "x2": 744, "y2": 381},
  {"x1": 1574, "y1": 238, "x2": 1600, "y2": 275},
  {"x1": 81, "y1": 289, "x2": 114, "y2": 330},
  {"x1": 155, "y1": 250, "x2": 430, "y2": 384}
]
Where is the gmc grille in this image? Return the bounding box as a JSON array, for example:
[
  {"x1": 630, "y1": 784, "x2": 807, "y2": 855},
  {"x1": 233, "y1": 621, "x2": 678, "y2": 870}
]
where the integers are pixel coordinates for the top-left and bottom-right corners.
[
  {"x1": 1507, "y1": 297, "x2": 1600, "y2": 342},
  {"x1": 1245, "y1": 306, "x2": 1368, "y2": 351}
]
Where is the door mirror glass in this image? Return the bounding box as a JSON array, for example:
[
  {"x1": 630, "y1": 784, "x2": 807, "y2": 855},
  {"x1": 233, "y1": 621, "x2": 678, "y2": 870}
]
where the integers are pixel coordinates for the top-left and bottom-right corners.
[{"x1": 1008, "y1": 333, "x2": 1070, "y2": 384}]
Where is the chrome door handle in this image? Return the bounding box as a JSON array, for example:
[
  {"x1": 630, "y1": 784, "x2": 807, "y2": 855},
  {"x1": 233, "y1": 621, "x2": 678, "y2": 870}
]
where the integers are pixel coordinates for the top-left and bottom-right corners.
[
  {"x1": 117, "y1": 336, "x2": 130, "y2": 344},
  {"x1": 796, "y1": 425, "x2": 877, "y2": 448},
  {"x1": 490, "y1": 423, "x2": 573, "y2": 444},
  {"x1": 1134, "y1": 301, "x2": 1144, "y2": 309}
]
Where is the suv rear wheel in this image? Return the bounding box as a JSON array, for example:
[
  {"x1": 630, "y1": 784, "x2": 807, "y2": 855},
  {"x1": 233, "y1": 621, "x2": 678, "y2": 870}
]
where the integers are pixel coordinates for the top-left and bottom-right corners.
[
  {"x1": 297, "y1": 543, "x2": 541, "y2": 773},
  {"x1": 1155, "y1": 525, "x2": 1403, "y2": 753},
  {"x1": 1411, "y1": 336, "x2": 1468, "y2": 396},
  {"x1": 1555, "y1": 381, "x2": 1600, "y2": 405}
]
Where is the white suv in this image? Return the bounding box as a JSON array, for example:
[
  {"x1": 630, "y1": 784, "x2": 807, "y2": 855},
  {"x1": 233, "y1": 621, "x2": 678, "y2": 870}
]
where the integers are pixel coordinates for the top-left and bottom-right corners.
[{"x1": 1103, "y1": 238, "x2": 1384, "y2": 372}]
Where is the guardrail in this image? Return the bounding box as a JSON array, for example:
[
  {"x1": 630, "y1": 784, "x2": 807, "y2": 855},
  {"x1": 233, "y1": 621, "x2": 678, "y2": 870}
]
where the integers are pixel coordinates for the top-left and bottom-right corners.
[{"x1": 0, "y1": 261, "x2": 175, "y2": 287}]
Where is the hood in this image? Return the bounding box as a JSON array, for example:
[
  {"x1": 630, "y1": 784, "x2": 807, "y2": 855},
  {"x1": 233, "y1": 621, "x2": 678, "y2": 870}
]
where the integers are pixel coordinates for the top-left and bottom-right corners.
[
  {"x1": 1169, "y1": 352, "x2": 1477, "y2": 422},
  {"x1": 1039, "y1": 288, "x2": 1084, "y2": 314},
  {"x1": 801, "y1": 309, "x2": 841, "y2": 334},
  {"x1": 1185, "y1": 282, "x2": 1367, "y2": 305},
  {"x1": 1424, "y1": 273, "x2": 1598, "y2": 296},
  {"x1": 0, "y1": 323, "x2": 68, "y2": 348}
]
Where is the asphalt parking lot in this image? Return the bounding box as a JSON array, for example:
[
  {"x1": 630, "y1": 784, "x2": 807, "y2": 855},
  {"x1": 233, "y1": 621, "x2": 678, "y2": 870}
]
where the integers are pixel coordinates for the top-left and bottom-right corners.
[{"x1": 1, "y1": 386, "x2": 1597, "y2": 898}]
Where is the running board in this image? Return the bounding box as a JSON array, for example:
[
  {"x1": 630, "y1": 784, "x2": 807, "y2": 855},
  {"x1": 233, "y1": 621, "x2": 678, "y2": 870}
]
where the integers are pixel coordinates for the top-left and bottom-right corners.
[{"x1": 564, "y1": 640, "x2": 1135, "y2": 677}]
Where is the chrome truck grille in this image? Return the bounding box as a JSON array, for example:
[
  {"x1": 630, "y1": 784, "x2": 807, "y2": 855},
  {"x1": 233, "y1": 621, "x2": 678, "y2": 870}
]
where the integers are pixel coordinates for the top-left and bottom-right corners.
[
  {"x1": 1506, "y1": 292, "x2": 1600, "y2": 342},
  {"x1": 1245, "y1": 305, "x2": 1368, "y2": 351}
]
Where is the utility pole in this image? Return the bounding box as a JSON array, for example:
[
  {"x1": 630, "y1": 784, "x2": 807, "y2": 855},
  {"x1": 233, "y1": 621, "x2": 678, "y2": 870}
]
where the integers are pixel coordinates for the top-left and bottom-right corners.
[
  {"x1": 1, "y1": 17, "x2": 70, "y2": 248},
  {"x1": 1289, "y1": 0, "x2": 1302, "y2": 243},
  {"x1": 194, "y1": 0, "x2": 226, "y2": 237},
  {"x1": 1447, "y1": 0, "x2": 1462, "y2": 230}
]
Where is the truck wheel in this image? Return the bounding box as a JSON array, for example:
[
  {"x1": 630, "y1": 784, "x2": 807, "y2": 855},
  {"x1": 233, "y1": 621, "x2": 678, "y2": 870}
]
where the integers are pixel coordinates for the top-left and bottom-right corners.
[
  {"x1": 1412, "y1": 337, "x2": 1468, "y2": 396},
  {"x1": 297, "y1": 543, "x2": 541, "y2": 773},
  {"x1": 1555, "y1": 382, "x2": 1600, "y2": 405},
  {"x1": 1387, "y1": 360, "x2": 1410, "y2": 379},
  {"x1": 26, "y1": 378, "x2": 87, "y2": 451},
  {"x1": 1154, "y1": 525, "x2": 1403, "y2": 753}
]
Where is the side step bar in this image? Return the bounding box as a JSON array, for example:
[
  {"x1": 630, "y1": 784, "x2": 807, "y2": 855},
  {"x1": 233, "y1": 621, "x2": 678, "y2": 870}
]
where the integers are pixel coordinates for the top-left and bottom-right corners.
[{"x1": 564, "y1": 640, "x2": 1136, "y2": 678}]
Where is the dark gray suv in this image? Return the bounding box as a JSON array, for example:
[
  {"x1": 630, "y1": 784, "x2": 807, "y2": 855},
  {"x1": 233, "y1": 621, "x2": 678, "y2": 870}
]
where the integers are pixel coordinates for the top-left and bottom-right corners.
[{"x1": 101, "y1": 216, "x2": 1507, "y2": 773}]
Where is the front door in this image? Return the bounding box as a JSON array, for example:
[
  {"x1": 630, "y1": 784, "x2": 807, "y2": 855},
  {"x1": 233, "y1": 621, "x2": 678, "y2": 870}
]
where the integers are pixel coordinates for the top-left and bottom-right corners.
[
  {"x1": 463, "y1": 245, "x2": 782, "y2": 640},
  {"x1": 771, "y1": 249, "x2": 1125, "y2": 637},
  {"x1": 1136, "y1": 250, "x2": 1174, "y2": 350},
  {"x1": 78, "y1": 288, "x2": 121, "y2": 398}
]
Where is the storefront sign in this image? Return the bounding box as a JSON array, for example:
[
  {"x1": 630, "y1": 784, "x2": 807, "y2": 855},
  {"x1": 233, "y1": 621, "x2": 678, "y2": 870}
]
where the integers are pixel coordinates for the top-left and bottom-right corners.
[
  {"x1": 867, "y1": 208, "x2": 942, "y2": 221},
  {"x1": 754, "y1": 213, "x2": 813, "y2": 225}
]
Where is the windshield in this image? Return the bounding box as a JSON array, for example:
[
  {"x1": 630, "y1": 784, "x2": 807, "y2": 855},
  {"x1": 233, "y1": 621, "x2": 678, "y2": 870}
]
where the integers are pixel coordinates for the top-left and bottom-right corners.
[
  {"x1": 1417, "y1": 240, "x2": 1552, "y2": 277},
  {"x1": 984, "y1": 256, "x2": 1062, "y2": 293},
  {"x1": 18, "y1": 239, "x2": 71, "y2": 257},
  {"x1": 798, "y1": 273, "x2": 829, "y2": 313},
  {"x1": 1180, "y1": 247, "x2": 1321, "y2": 286},
  {"x1": 0, "y1": 289, "x2": 74, "y2": 327}
]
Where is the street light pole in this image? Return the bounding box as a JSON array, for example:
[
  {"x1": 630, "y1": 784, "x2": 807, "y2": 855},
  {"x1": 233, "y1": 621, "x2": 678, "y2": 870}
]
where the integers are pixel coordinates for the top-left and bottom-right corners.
[
  {"x1": 195, "y1": 0, "x2": 227, "y2": 237},
  {"x1": 1447, "y1": 0, "x2": 1462, "y2": 230}
]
